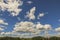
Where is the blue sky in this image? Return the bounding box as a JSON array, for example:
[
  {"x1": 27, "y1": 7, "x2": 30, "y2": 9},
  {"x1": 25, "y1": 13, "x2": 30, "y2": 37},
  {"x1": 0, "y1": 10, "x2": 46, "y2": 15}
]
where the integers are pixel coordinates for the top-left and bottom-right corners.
[{"x1": 0, "y1": 0, "x2": 60, "y2": 38}]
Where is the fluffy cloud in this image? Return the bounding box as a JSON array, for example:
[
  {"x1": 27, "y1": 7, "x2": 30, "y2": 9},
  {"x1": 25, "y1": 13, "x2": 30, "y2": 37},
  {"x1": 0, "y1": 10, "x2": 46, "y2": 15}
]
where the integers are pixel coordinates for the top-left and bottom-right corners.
[
  {"x1": 0, "y1": 0, "x2": 23, "y2": 16},
  {"x1": 0, "y1": 27, "x2": 4, "y2": 31},
  {"x1": 13, "y1": 21, "x2": 52, "y2": 35},
  {"x1": 0, "y1": 32, "x2": 15, "y2": 35},
  {"x1": 0, "y1": 32, "x2": 34, "y2": 38},
  {"x1": 0, "y1": 21, "x2": 52, "y2": 37},
  {"x1": 36, "y1": 22, "x2": 51, "y2": 30},
  {"x1": 25, "y1": 7, "x2": 36, "y2": 20},
  {"x1": 55, "y1": 27, "x2": 60, "y2": 32},
  {"x1": 13, "y1": 21, "x2": 37, "y2": 33},
  {"x1": 0, "y1": 19, "x2": 8, "y2": 32},
  {"x1": 36, "y1": 22, "x2": 44, "y2": 30},
  {"x1": 44, "y1": 24, "x2": 52, "y2": 30},
  {"x1": 37, "y1": 13, "x2": 45, "y2": 19},
  {"x1": 0, "y1": 32, "x2": 5, "y2": 34},
  {"x1": 54, "y1": 27, "x2": 60, "y2": 37},
  {"x1": 0, "y1": 19, "x2": 8, "y2": 25}
]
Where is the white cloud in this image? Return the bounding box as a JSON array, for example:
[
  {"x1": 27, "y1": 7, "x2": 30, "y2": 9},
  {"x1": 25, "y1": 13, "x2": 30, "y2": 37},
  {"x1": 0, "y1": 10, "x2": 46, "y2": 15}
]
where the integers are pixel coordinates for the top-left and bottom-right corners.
[
  {"x1": 13, "y1": 21, "x2": 52, "y2": 36},
  {"x1": 25, "y1": 7, "x2": 36, "y2": 20},
  {"x1": 44, "y1": 24, "x2": 52, "y2": 30},
  {"x1": 0, "y1": 32, "x2": 34, "y2": 38},
  {"x1": 0, "y1": 19, "x2": 8, "y2": 32},
  {"x1": 0, "y1": 32, "x2": 5, "y2": 35},
  {"x1": 55, "y1": 27, "x2": 60, "y2": 32},
  {"x1": 0, "y1": 21, "x2": 52, "y2": 38},
  {"x1": 54, "y1": 27, "x2": 60, "y2": 37},
  {"x1": 0, "y1": 32, "x2": 15, "y2": 35},
  {"x1": 0, "y1": 27, "x2": 4, "y2": 31},
  {"x1": 27, "y1": 1, "x2": 33, "y2": 4},
  {"x1": 36, "y1": 22, "x2": 44, "y2": 30},
  {"x1": 0, "y1": 0, "x2": 23, "y2": 16},
  {"x1": 13, "y1": 21, "x2": 37, "y2": 33},
  {"x1": 0, "y1": 19, "x2": 8, "y2": 25},
  {"x1": 36, "y1": 23, "x2": 52, "y2": 37},
  {"x1": 36, "y1": 22, "x2": 52, "y2": 30},
  {"x1": 0, "y1": 0, "x2": 56, "y2": 38},
  {"x1": 37, "y1": 13, "x2": 45, "y2": 19}
]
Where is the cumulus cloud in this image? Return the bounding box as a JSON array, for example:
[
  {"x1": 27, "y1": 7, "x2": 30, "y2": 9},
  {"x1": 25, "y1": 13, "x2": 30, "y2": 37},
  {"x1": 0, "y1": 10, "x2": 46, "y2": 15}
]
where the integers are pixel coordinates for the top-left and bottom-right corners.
[
  {"x1": 0, "y1": 32, "x2": 15, "y2": 35},
  {"x1": 36, "y1": 22, "x2": 52, "y2": 30},
  {"x1": 0, "y1": 19, "x2": 8, "y2": 25},
  {"x1": 0, "y1": 27, "x2": 4, "y2": 31},
  {"x1": 54, "y1": 27, "x2": 60, "y2": 37},
  {"x1": 13, "y1": 21, "x2": 37, "y2": 33},
  {"x1": 37, "y1": 13, "x2": 45, "y2": 19},
  {"x1": 0, "y1": 32, "x2": 16, "y2": 37},
  {"x1": 25, "y1": 7, "x2": 36, "y2": 20},
  {"x1": 0, "y1": 32, "x2": 5, "y2": 35},
  {"x1": 44, "y1": 24, "x2": 52, "y2": 30},
  {"x1": 0, "y1": 19, "x2": 8, "y2": 32},
  {"x1": 0, "y1": 19, "x2": 52, "y2": 37},
  {"x1": 36, "y1": 22, "x2": 44, "y2": 30},
  {"x1": 0, "y1": 0, "x2": 23, "y2": 16},
  {"x1": 13, "y1": 21, "x2": 52, "y2": 36},
  {"x1": 0, "y1": 20, "x2": 52, "y2": 37},
  {"x1": 0, "y1": 32, "x2": 34, "y2": 38},
  {"x1": 55, "y1": 27, "x2": 60, "y2": 32},
  {"x1": 36, "y1": 23, "x2": 52, "y2": 37}
]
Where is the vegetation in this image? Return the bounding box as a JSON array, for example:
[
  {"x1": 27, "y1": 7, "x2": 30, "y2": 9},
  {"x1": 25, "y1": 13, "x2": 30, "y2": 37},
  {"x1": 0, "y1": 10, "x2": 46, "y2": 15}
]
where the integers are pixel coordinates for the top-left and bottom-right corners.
[{"x1": 0, "y1": 36, "x2": 60, "y2": 40}]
